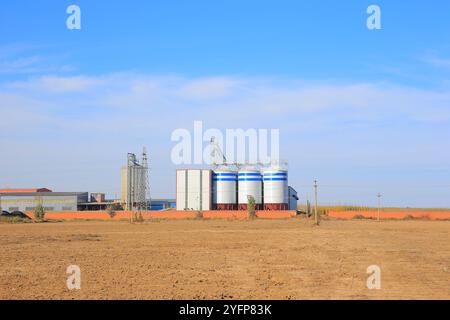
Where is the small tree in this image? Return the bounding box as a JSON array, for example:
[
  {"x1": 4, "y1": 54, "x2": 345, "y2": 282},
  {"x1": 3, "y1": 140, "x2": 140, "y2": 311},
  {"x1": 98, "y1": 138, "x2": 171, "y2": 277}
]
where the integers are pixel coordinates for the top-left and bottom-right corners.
[
  {"x1": 106, "y1": 203, "x2": 117, "y2": 219},
  {"x1": 33, "y1": 203, "x2": 45, "y2": 221},
  {"x1": 134, "y1": 212, "x2": 144, "y2": 223},
  {"x1": 247, "y1": 195, "x2": 256, "y2": 219}
]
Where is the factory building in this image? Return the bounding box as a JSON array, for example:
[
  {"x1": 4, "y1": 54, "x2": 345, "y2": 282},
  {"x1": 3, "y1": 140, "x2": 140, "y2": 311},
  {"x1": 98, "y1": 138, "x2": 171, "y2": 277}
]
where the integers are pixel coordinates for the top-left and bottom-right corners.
[
  {"x1": 150, "y1": 199, "x2": 176, "y2": 210},
  {"x1": 0, "y1": 191, "x2": 88, "y2": 212},
  {"x1": 90, "y1": 192, "x2": 105, "y2": 203},
  {"x1": 0, "y1": 188, "x2": 52, "y2": 193},
  {"x1": 176, "y1": 169, "x2": 212, "y2": 211},
  {"x1": 288, "y1": 186, "x2": 299, "y2": 211}
]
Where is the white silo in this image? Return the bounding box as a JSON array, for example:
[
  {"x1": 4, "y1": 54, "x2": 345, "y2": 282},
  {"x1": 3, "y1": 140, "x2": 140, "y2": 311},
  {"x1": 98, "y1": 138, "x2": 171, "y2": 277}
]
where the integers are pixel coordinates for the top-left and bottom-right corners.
[
  {"x1": 238, "y1": 169, "x2": 263, "y2": 210},
  {"x1": 263, "y1": 168, "x2": 288, "y2": 210},
  {"x1": 212, "y1": 169, "x2": 237, "y2": 210}
]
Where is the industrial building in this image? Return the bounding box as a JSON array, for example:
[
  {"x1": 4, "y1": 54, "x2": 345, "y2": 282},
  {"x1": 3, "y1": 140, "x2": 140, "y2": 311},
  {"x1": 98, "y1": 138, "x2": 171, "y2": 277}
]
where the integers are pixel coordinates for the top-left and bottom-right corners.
[
  {"x1": 90, "y1": 192, "x2": 105, "y2": 203},
  {"x1": 150, "y1": 199, "x2": 176, "y2": 210},
  {"x1": 176, "y1": 166, "x2": 298, "y2": 211},
  {"x1": 0, "y1": 188, "x2": 52, "y2": 193},
  {"x1": 0, "y1": 191, "x2": 88, "y2": 212},
  {"x1": 288, "y1": 186, "x2": 299, "y2": 211},
  {"x1": 120, "y1": 149, "x2": 150, "y2": 210},
  {"x1": 0, "y1": 189, "x2": 120, "y2": 212},
  {"x1": 176, "y1": 169, "x2": 212, "y2": 211},
  {"x1": 175, "y1": 138, "x2": 298, "y2": 212}
]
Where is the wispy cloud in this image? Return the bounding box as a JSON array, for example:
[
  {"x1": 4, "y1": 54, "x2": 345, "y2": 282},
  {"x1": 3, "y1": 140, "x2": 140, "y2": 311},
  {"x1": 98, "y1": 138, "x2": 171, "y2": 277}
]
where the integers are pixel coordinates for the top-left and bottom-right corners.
[
  {"x1": 0, "y1": 44, "x2": 74, "y2": 75},
  {"x1": 2, "y1": 73, "x2": 450, "y2": 132},
  {"x1": 179, "y1": 77, "x2": 242, "y2": 100},
  {"x1": 422, "y1": 52, "x2": 450, "y2": 69}
]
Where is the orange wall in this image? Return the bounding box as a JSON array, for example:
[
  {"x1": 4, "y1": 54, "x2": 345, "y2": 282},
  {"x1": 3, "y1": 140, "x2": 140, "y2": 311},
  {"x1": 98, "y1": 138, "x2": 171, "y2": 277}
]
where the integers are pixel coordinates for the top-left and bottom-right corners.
[
  {"x1": 23, "y1": 210, "x2": 297, "y2": 221},
  {"x1": 22, "y1": 210, "x2": 449, "y2": 221},
  {"x1": 328, "y1": 210, "x2": 450, "y2": 220},
  {"x1": 23, "y1": 211, "x2": 133, "y2": 221}
]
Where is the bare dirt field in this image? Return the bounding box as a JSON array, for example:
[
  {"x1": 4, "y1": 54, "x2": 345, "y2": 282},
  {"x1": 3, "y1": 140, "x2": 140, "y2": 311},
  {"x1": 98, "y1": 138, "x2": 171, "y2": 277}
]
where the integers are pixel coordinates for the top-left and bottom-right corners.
[{"x1": 0, "y1": 218, "x2": 449, "y2": 300}]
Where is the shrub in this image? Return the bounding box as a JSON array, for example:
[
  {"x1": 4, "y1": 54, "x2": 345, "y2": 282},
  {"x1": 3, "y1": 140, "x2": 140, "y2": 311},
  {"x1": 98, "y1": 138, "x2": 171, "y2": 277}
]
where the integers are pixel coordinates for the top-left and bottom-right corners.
[
  {"x1": 106, "y1": 203, "x2": 117, "y2": 219},
  {"x1": 134, "y1": 212, "x2": 145, "y2": 223},
  {"x1": 247, "y1": 196, "x2": 256, "y2": 219},
  {"x1": 0, "y1": 216, "x2": 23, "y2": 224},
  {"x1": 33, "y1": 203, "x2": 45, "y2": 221}
]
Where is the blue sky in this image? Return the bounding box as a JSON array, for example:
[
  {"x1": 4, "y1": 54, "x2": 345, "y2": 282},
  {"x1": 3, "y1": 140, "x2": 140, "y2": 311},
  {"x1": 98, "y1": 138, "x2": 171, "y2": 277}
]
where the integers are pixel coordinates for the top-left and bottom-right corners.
[{"x1": 1, "y1": 1, "x2": 450, "y2": 207}]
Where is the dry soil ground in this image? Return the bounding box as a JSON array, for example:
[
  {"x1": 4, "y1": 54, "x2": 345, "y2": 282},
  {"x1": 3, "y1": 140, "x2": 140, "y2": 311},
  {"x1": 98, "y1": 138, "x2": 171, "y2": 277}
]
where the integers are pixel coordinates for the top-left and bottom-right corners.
[{"x1": 0, "y1": 218, "x2": 449, "y2": 299}]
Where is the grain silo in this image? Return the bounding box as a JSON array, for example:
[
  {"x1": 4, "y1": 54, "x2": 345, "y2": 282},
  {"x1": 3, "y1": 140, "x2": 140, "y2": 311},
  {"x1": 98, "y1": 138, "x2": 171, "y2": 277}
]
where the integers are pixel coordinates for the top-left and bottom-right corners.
[
  {"x1": 238, "y1": 168, "x2": 263, "y2": 210},
  {"x1": 212, "y1": 168, "x2": 237, "y2": 210},
  {"x1": 262, "y1": 168, "x2": 288, "y2": 210}
]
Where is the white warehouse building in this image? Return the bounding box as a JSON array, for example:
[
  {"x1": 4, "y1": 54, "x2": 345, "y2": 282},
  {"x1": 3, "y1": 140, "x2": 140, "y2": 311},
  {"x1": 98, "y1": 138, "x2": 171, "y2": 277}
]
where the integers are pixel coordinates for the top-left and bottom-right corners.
[{"x1": 176, "y1": 169, "x2": 212, "y2": 211}]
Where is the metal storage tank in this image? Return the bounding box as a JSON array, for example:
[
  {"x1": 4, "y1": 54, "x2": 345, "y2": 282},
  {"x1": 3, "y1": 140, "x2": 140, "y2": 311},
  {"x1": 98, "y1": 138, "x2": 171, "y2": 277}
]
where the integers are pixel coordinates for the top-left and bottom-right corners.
[
  {"x1": 238, "y1": 169, "x2": 263, "y2": 210},
  {"x1": 212, "y1": 169, "x2": 237, "y2": 210},
  {"x1": 263, "y1": 169, "x2": 288, "y2": 210}
]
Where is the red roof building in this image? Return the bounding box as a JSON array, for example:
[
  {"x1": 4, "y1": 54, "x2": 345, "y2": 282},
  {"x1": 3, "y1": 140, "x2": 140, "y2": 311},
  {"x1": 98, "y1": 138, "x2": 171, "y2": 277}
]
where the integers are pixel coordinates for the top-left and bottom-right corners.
[{"x1": 0, "y1": 188, "x2": 52, "y2": 193}]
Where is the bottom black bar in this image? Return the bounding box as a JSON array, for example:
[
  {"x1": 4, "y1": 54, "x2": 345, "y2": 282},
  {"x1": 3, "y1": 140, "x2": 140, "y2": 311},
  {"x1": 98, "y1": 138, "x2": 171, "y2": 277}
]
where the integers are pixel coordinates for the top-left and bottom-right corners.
[{"x1": 1, "y1": 300, "x2": 447, "y2": 318}]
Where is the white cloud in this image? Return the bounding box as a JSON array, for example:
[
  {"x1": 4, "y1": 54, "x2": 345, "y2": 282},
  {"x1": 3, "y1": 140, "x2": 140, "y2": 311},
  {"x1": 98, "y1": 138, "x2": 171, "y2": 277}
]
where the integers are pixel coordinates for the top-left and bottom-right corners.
[
  {"x1": 422, "y1": 53, "x2": 450, "y2": 69},
  {"x1": 0, "y1": 44, "x2": 75, "y2": 75},
  {"x1": 2, "y1": 73, "x2": 450, "y2": 138},
  {"x1": 2, "y1": 73, "x2": 450, "y2": 132},
  {"x1": 8, "y1": 75, "x2": 105, "y2": 93},
  {"x1": 180, "y1": 77, "x2": 241, "y2": 100}
]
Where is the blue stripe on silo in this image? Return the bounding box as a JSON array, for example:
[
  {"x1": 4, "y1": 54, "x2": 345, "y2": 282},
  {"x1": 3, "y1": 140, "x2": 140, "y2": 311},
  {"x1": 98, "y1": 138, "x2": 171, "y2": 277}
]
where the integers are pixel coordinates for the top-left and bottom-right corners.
[
  {"x1": 238, "y1": 178, "x2": 262, "y2": 181},
  {"x1": 263, "y1": 178, "x2": 287, "y2": 181},
  {"x1": 213, "y1": 173, "x2": 237, "y2": 176},
  {"x1": 213, "y1": 178, "x2": 237, "y2": 181},
  {"x1": 263, "y1": 172, "x2": 287, "y2": 176},
  {"x1": 238, "y1": 173, "x2": 262, "y2": 176}
]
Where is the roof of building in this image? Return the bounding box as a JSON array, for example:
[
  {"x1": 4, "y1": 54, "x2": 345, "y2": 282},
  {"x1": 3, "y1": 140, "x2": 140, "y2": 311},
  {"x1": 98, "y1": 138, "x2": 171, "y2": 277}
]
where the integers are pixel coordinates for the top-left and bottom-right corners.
[
  {"x1": 0, "y1": 188, "x2": 52, "y2": 193},
  {"x1": 79, "y1": 202, "x2": 114, "y2": 205},
  {"x1": 151, "y1": 199, "x2": 176, "y2": 203},
  {"x1": 0, "y1": 192, "x2": 88, "y2": 197}
]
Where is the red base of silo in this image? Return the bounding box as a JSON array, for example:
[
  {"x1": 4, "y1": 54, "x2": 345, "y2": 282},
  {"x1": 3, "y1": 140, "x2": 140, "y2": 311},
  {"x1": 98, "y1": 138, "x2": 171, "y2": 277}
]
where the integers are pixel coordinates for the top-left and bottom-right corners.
[
  {"x1": 215, "y1": 203, "x2": 238, "y2": 210},
  {"x1": 264, "y1": 203, "x2": 288, "y2": 210},
  {"x1": 238, "y1": 204, "x2": 263, "y2": 210}
]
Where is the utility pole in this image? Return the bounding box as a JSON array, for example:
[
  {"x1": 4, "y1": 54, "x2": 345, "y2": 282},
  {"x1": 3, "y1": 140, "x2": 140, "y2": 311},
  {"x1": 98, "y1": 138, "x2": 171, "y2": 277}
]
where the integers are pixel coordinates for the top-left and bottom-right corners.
[
  {"x1": 305, "y1": 194, "x2": 310, "y2": 216},
  {"x1": 377, "y1": 193, "x2": 382, "y2": 221},
  {"x1": 314, "y1": 179, "x2": 319, "y2": 225}
]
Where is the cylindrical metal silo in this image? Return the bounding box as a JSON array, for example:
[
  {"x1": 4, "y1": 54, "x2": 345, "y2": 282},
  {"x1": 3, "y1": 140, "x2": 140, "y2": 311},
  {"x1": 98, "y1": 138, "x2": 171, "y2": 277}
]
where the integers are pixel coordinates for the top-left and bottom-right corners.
[
  {"x1": 212, "y1": 169, "x2": 237, "y2": 210},
  {"x1": 238, "y1": 169, "x2": 263, "y2": 210},
  {"x1": 263, "y1": 169, "x2": 288, "y2": 210}
]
